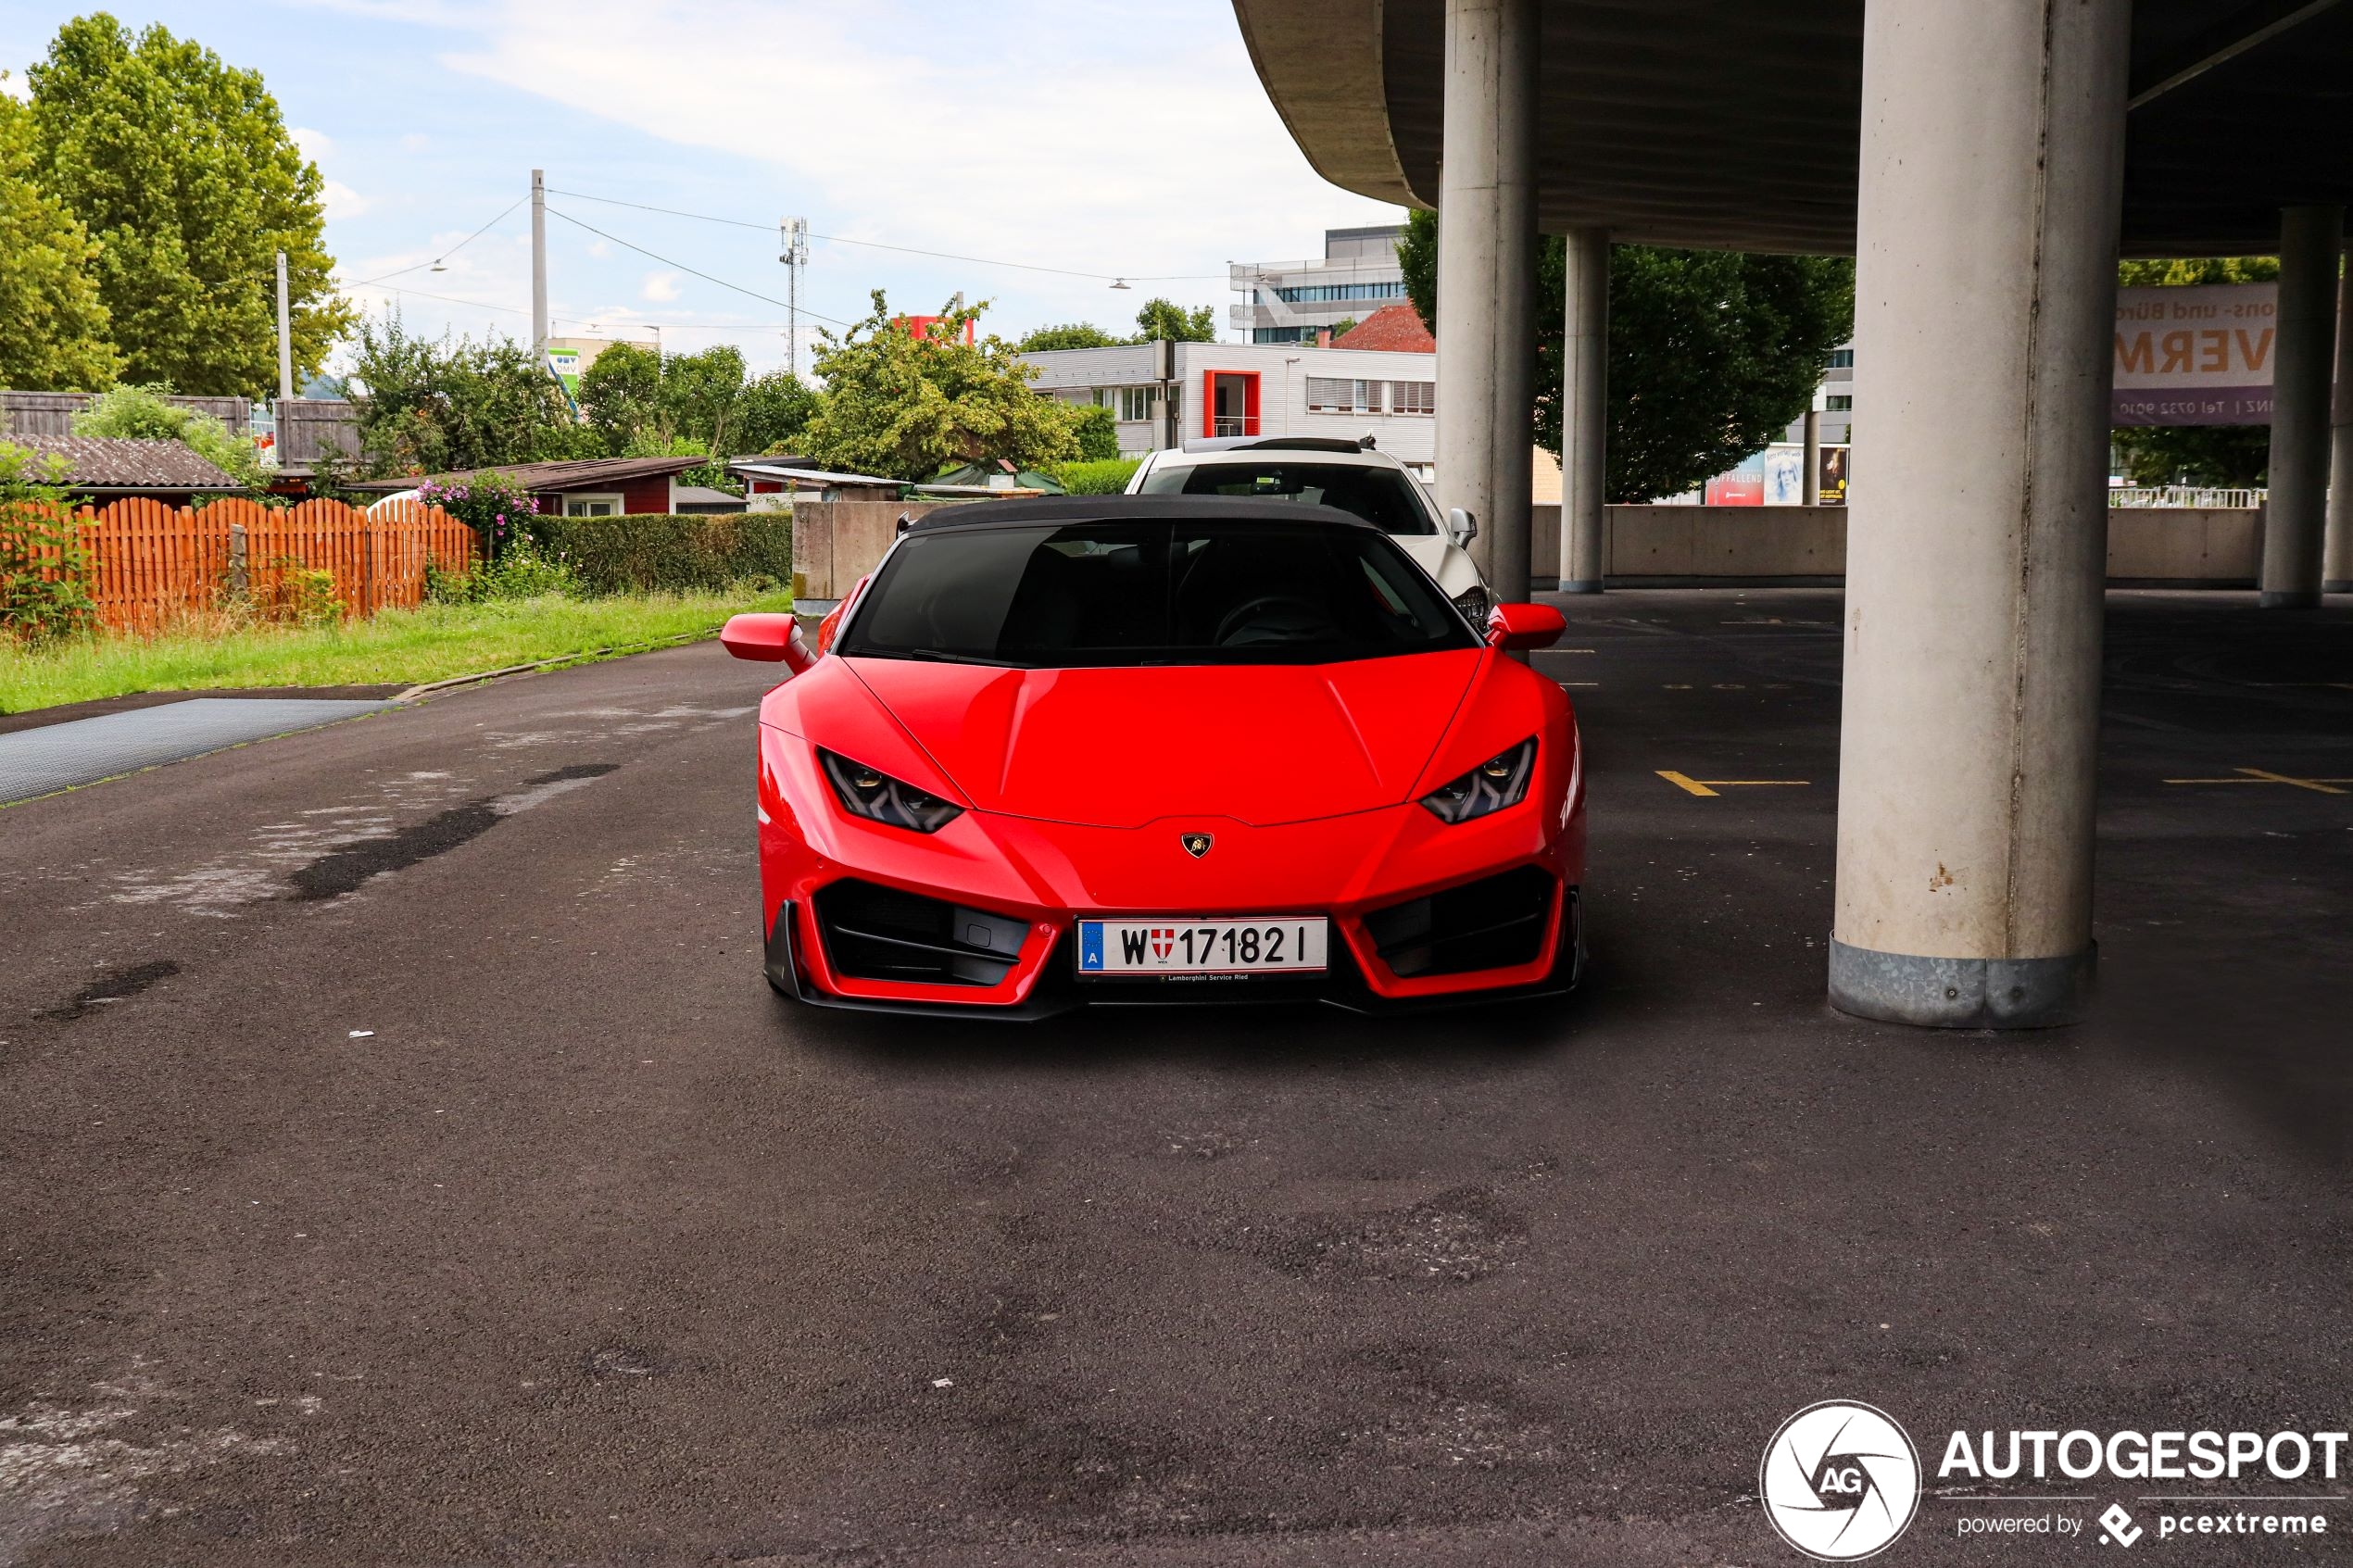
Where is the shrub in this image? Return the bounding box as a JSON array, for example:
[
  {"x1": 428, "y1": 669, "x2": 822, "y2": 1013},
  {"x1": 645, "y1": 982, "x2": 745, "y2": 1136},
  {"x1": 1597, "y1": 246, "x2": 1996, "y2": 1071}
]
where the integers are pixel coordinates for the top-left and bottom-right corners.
[
  {"x1": 263, "y1": 558, "x2": 346, "y2": 625},
  {"x1": 415, "y1": 470, "x2": 539, "y2": 561},
  {"x1": 1049, "y1": 458, "x2": 1141, "y2": 495},
  {"x1": 69, "y1": 383, "x2": 271, "y2": 493},
  {"x1": 423, "y1": 533, "x2": 576, "y2": 604},
  {"x1": 0, "y1": 441, "x2": 94, "y2": 644},
  {"x1": 1071, "y1": 404, "x2": 1121, "y2": 461},
  {"x1": 526, "y1": 512, "x2": 791, "y2": 596}
]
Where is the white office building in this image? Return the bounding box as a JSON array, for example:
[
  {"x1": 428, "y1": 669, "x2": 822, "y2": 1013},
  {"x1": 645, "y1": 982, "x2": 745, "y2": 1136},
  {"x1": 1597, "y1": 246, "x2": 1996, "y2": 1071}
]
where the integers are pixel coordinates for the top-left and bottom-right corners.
[
  {"x1": 1022, "y1": 339, "x2": 1441, "y2": 470},
  {"x1": 1227, "y1": 225, "x2": 1410, "y2": 345}
]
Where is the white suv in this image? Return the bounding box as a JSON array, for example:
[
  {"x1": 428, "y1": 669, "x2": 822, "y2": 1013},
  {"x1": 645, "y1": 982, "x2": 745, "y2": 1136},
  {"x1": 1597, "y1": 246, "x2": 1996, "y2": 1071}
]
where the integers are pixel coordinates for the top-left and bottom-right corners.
[{"x1": 1126, "y1": 438, "x2": 1491, "y2": 627}]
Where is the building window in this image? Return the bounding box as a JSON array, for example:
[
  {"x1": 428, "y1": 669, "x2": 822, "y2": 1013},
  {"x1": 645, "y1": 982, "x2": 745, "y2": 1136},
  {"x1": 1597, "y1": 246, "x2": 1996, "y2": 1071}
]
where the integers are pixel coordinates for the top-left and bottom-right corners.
[
  {"x1": 1305, "y1": 376, "x2": 1382, "y2": 414},
  {"x1": 1826, "y1": 395, "x2": 1853, "y2": 411},
  {"x1": 1271, "y1": 281, "x2": 1405, "y2": 304},
  {"x1": 1388, "y1": 380, "x2": 1436, "y2": 416},
  {"x1": 1119, "y1": 385, "x2": 1152, "y2": 421},
  {"x1": 564, "y1": 493, "x2": 623, "y2": 517},
  {"x1": 1252, "y1": 326, "x2": 1308, "y2": 345},
  {"x1": 1828, "y1": 348, "x2": 1855, "y2": 368}
]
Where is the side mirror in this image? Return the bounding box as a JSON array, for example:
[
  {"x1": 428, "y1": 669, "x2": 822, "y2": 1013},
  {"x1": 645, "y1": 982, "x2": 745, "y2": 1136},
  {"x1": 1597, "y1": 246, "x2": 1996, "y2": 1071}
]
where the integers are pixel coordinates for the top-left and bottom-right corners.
[
  {"x1": 721, "y1": 613, "x2": 814, "y2": 673},
  {"x1": 1487, "y1": 602, "x2": 1567, "y2": 651},
  {"x1": 1447, "y1": 507, "x2": 1478, "y2": 546}
]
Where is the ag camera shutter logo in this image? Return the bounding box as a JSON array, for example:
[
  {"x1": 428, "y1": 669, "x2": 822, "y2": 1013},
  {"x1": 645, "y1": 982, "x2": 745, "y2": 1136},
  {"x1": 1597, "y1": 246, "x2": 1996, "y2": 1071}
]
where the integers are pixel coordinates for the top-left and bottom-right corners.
[{"x1": 1760, "y1": 1400, "x2": 1922, "y2": 1561}]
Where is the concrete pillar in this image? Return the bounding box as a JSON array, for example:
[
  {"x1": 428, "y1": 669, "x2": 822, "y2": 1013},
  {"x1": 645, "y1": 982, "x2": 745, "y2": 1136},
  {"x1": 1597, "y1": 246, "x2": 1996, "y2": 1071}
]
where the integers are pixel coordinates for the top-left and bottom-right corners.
[
  {"x1": 2261, "y1": 206, "x2": 2344, "y2": 608},
  {"x1": 1560, "y1": 227, "x2": 1608, "y2": 592},
  {"x1": 1829, "y1": 0, "x2": 2130, "y2": 1029},
  {"x1": 1433, "y1": 0, "x2": 1538, "y2": 605},
  {"x1": 531, "y1": 168, "x2": 548, "y2": 354},
  {"x1": 1803, "y1": 408, "x2": 1823, "y2": 505},
  {"x1": 2320, "y1": 245, "x2": 2353, "y2": 594}
]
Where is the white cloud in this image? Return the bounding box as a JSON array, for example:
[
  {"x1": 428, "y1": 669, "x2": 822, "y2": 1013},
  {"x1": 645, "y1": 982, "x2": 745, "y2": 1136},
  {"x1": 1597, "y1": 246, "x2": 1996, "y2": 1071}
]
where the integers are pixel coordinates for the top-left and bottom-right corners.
[
  {"x1": 0, "y1": 71, "x2": 29, "y2": 104},
  {"x1": 400, "y1": 132, "x2": 431, "y2": 152},
  {"x1": 292, "y1": 125, "x2": 335, "y2": 162},
  {"x1": 641, "y1": 270, "x2": 682, "y2": 301},
  {"x1": 321, "y1": 179, "x2": 373, "y2": 219},
  {"x1": 420, "y1": 0, "x2": 1396, "y2": 321}
]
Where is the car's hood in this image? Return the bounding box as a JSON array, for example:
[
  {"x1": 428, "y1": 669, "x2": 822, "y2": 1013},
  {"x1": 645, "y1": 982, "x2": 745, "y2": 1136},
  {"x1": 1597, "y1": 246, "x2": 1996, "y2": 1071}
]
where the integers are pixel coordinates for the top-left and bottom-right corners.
[
  {"x1": 1392, "y1": 533, "x2": 1482, "y2": 596},
  {"x1": 843, "y1": 651, "x2": 1485, "y2": 828}
]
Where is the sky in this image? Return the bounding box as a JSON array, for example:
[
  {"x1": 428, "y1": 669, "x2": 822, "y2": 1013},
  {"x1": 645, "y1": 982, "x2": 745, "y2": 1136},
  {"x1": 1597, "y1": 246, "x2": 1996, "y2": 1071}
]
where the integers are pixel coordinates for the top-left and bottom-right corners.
[{"x1": 2, "y1": 0, "x2": 1406, "y2": 378}]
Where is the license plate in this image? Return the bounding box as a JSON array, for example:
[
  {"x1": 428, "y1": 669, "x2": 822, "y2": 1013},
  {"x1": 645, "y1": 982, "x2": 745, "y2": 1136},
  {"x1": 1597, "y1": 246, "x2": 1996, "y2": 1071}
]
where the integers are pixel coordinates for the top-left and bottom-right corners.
[{"x1": 1077, "y1": 917, "x2": 1328, "y2": 976}]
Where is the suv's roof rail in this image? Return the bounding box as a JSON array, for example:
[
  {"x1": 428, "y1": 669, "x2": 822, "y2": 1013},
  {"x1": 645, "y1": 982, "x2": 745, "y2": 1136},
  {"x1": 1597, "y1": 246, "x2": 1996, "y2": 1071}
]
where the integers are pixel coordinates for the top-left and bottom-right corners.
[{"x1": 1182, "y1": 436, "x2": 1372, "y2": 456}]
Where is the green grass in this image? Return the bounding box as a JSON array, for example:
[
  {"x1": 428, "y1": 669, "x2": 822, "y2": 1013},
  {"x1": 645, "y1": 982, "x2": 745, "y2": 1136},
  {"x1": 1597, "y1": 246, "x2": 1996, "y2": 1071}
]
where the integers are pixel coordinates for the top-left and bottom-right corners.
[{"x1": 0, "y1": 589, "x2": 792, "y2": 714}]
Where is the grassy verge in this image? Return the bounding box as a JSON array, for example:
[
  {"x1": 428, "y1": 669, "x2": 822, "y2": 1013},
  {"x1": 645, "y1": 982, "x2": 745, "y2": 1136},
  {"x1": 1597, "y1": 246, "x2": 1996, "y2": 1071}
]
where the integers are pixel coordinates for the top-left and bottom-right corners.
[{"x1": 0, "y1": 589, "x2": 791, "y2": 714}]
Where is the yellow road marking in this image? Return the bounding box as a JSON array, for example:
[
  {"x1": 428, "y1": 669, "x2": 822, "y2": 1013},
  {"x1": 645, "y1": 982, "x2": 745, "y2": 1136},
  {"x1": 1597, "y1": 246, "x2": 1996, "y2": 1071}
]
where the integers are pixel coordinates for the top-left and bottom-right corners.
[
  {"x1": 2163, "y1": 767, "x2": 2352, "y2": 795},
  {"x1": 1657, "y1": 771, "x2": 1811, "y2": 797}
]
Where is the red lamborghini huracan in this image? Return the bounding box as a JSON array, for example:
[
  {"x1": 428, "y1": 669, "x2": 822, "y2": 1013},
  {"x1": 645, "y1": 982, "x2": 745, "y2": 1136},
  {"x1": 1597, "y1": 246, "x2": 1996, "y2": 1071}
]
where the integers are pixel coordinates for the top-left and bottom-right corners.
[{"x1": 721, "y1": 495, "x2": 1584, "y2": 1017}]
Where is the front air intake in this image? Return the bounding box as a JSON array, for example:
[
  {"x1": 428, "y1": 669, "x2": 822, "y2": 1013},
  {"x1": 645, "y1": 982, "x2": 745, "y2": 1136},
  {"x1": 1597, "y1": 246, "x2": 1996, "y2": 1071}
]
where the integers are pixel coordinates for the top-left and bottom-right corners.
[
  {"x1": 1363, "y1": 866, "x2": 1555, "y2": 979},
  {"x1": 814, "y1": 880, "x2": 1027, "y2": 986}
]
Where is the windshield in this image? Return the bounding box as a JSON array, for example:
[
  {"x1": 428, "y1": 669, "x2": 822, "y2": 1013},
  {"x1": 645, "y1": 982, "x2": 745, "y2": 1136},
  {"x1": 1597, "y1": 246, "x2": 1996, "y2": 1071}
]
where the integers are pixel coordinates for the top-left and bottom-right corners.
[
  {"x1": 1139, "y1": 460, "x2": 1439, "y2": 535},
  {"x1": 837, "y1": 519, "x2": 1478, "y2": 670}
]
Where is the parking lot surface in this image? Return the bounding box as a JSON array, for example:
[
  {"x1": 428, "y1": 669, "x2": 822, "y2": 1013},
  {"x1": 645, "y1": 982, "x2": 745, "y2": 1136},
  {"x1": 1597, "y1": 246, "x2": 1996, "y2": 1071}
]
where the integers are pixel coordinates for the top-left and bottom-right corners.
[{"x1": 1, "y1": 590, "x2": 2347, "y2": 1565}]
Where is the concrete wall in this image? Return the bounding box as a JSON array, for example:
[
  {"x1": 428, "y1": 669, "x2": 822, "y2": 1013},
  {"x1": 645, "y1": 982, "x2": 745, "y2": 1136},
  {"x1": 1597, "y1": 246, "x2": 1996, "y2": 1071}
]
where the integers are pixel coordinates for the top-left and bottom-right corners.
[
  {"x1": 1523, "y1": 506, "x2": 2261, "y2": 587},
  {"x1": 790, "y1": 500, "x2": 944, "y2": 604}
]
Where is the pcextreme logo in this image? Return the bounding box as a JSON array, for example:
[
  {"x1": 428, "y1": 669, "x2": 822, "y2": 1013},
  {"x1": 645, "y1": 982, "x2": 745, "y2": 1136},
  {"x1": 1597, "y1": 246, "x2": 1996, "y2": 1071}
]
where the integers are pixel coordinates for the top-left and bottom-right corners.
[{"x1": 1760, "y1": 1400, "x2": 1924, "y2": 1562}]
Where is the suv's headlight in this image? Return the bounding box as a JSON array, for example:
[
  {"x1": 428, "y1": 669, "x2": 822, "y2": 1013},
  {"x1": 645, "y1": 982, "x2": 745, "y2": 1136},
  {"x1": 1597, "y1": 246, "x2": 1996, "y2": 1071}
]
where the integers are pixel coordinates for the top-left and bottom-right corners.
[
  {"x1": 819, "y1": 749, "x2": 963, "y2": 833},
  {"x1": 1420, "y1": 738, "x2": 1536, "y2": 823},
  {"x1": 1451, "y1": 586, "x2": 1491, "y2": 629}
]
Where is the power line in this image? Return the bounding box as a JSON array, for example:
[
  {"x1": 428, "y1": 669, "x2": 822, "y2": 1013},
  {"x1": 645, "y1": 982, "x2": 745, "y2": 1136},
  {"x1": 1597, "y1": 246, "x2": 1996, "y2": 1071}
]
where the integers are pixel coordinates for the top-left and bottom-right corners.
[
  {"x1": 345, "y1": 194, "x2": 529, "y2": 290},
  {"x1": 542, "y1": 206, "x2": 861, "y2": 328},
  {"x1": 544, "y1": 185, "x2": 1227, "y2": 284}
]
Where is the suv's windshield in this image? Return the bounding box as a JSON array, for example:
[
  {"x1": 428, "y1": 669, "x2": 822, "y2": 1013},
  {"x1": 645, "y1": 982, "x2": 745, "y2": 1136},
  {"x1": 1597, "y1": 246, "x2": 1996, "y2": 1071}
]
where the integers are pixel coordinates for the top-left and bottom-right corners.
[
  {"x1": 1138, "y1": 460, "x2": 1439, "y2": 535},
  {"x1": 837, "y1": 520, "x2": 1478, "y2": 670}
]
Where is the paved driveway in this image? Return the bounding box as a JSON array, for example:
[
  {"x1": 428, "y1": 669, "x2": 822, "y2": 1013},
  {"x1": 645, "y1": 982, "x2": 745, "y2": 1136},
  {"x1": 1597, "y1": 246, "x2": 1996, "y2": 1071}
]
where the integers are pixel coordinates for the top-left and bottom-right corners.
[{"x1": 1, "y1": 595, "x2": 2347, "y2": 1566}]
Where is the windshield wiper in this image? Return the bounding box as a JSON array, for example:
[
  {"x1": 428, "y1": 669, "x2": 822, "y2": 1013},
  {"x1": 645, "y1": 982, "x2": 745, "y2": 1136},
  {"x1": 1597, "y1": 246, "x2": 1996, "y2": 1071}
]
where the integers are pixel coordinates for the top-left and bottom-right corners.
[{"x1": 886, "y1": 647, "x2": 1030, "y2": 668}]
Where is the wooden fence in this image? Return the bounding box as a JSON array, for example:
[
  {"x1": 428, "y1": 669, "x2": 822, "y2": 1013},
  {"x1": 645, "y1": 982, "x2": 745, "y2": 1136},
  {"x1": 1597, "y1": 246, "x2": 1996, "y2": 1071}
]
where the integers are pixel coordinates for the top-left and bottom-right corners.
[{"x1": 55, "y1": 497, "x2": 476, "y2": 634}]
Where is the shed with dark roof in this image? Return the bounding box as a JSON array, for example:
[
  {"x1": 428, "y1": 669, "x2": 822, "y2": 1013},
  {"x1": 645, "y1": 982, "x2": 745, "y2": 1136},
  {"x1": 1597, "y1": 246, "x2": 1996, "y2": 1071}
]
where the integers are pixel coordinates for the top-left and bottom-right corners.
[{"x1": 7, "y1": 434, "x2": 243, "y2": 507}]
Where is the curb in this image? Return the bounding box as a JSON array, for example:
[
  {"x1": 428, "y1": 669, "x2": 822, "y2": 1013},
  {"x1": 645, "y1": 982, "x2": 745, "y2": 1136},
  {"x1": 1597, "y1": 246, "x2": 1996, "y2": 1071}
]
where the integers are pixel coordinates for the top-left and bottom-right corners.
[{"x1": 392, "y1": 630, "x2": 715, "y2": 703}]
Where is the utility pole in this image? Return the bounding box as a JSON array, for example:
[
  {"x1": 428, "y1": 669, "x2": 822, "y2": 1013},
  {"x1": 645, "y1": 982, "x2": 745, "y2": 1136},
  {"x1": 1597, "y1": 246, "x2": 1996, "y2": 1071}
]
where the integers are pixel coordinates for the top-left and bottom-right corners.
[
  {"x1": 274, "y1": 249, "x2": 294, "y2": 403},
  {"x1": 531, "y1": 169, "x2": 548, "y2": 353},
  {"x1": 779, "y1": 217, "x2": 809, "y2": 378}
]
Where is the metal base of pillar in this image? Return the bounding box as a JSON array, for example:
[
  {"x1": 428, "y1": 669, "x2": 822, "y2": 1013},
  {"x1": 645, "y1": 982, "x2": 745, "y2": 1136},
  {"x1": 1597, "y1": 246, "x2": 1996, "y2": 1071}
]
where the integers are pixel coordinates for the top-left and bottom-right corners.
[
  {"x1": 1558, "y1": 580, "x2": 1604, "y2": 594},
  {"x1": 2324, "y1": 581, "x2": 2352, "y2": 595},
  {"x1": 2258, "y1": 590, "x2": 2322, "y2": 608},
  {"x1": 1828, "y1": 938, "x2": 2095, "y2": 1029}
]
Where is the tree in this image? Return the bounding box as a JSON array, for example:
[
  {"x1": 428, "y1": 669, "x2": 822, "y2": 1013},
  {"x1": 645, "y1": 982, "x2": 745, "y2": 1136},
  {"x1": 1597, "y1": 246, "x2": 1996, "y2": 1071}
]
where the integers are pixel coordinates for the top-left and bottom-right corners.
[
  {"x1": 1018, "y1": 322, "x2": 1125, "y2": 352},
  {"x1": 1329, "y1": 316, "x2": 1359, "y2": 342},
  {"x1": 1071, "y1": 403, "x2": 1121, "y2": 460},
  {"x1": 2109, "y1": 256, "x2": 2279, "y2": 487},
  {"x1": 576, "y1": 342, "x2": 665, "y2": 455},
  {"x1": 24, "y1": 15, "x2": 354, "y2": 395},
  {"x1": 0, "y1": 85, "x2": 117, "y2": 391},
  {"x1": 344, "y1": 315, "x2": 593, "y2": 478},
  {"x1": 1130, "y1": 297, "x2": 1218, "y2": 343},
  {"x1": 799, "y1": 293, "x2": 1084, "y2": 480},
  {"x1": 71, "y1": 383, "x2": 268, "y2": 489},
  {"x1": 733, "y1": 370, "x2": 819, "y2": 455},
  {"x1": 1398, "y1": 209, "x2": 1854, "y2": 501}
]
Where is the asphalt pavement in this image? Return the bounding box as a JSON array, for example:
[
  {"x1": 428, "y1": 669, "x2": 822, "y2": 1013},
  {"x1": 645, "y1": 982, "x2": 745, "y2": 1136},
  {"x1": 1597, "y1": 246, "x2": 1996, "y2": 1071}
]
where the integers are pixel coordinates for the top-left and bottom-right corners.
[{"x1": 1, "y1": 590, "x2": 2347, "y2": 1567}]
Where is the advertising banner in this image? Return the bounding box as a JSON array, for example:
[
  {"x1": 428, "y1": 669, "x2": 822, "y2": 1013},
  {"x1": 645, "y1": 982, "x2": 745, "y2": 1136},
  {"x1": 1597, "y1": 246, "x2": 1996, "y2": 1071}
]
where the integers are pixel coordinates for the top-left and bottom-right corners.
[
  {"x1": 1760, "y1": 444, "x2": 1850, "y2": 506},
  {"x1": 2112, "y1": 282, "x2": 2276, "y2": 426},
  {"x1": 1704, "y1": 452, "x2": 1766, "y2": 506}
]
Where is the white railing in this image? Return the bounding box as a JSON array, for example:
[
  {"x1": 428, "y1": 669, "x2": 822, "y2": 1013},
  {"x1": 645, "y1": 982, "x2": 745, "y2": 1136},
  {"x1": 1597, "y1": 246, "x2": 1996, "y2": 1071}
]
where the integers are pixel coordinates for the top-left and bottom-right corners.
[
  {"x1": 1212, "y1": 418, "x2": 1254, "y2": 438},
  {"x1": 2109, "y1": 485, "x2": 2263, "y2": 508}
]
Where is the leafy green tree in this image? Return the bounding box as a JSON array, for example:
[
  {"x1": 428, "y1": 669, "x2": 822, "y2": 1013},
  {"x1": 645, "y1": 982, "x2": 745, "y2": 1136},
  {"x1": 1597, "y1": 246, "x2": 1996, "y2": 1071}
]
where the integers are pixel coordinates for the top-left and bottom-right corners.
[
  {"x1": 734, "y1": 370, "x2": 819, "y2": 455},
  {"x1": 24, "y1": 15, "x2": 354, "y2": 395},
  {"x1": 1070, "y1": 403, "x2": 1121, "y2": 460},
  {"x1": 70, "y1": 383, "x2": 267, "y2": 489},
  {"x1": 2109, "y1": 256, "x2": 2279, "y2": 487},
  {"x1": 345, "y1": 316, "x2": 593, "y2": 478},
  {"x1": 576, "y1": 342, "x2": 664, "y2": 455},
  {"x1": 1398, "y1": 209, "x2": 1854, "y2": 501},
  {"x1": 800, "y1": 293, "x2": 1083, "y2": 480},
  {"x1": 0, "y1": 85, "x2": 117, "y2": 391},
  {"x1": 1130, "y1": 297, "x2": 1218, "y2": 343},
  {"x1": 1328, "y1": 316, "x2": 1359, "y2": 341},
  {"x1": 660, "y1": 345, "x2": 749, "y2": 454},
  {"x1": 1018, "y1": 322, "x2": 1125, "y2": 352}
]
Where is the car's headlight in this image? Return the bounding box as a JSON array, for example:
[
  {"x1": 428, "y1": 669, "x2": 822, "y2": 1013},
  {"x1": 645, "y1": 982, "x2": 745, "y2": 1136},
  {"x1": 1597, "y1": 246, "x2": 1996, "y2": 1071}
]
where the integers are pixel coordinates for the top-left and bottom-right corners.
[
  {"x1": 1451, "y1": 586, "x2": 1491, "y2": 629},
  {"x1": 819, "y1": 748, "x2": 963, "y2": 833},
  {"x1": 1420, "y1": 738, "x2": 1536, "y2": 823}
]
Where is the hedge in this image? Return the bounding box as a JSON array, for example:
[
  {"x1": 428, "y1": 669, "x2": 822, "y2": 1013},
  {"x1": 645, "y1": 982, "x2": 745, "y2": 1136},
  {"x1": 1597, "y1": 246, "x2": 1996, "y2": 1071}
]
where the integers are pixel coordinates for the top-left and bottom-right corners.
[
  {"x1": 1049, "y1": 458, "x2": 1142, "y2": 495},
  {"x1": 528, "y1": 512, "x2": 792, "y2": 596}
]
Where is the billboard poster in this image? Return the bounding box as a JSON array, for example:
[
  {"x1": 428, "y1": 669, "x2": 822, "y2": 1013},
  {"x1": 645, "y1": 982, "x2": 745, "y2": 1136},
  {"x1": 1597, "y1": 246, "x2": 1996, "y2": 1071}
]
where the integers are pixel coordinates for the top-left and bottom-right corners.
[
  {"x1": 1704, "y1": 452, "x2": 1766, "y2": 506},
  {"x1": 546, "y1": 346, "x2": 585, "y2": 408},
  {"x1": 1759, "y1": 444, "x2": 1850, "y2": 505},
  {"x1": 2111, "y1": 282, "x2": 2275, "y2": 426}
]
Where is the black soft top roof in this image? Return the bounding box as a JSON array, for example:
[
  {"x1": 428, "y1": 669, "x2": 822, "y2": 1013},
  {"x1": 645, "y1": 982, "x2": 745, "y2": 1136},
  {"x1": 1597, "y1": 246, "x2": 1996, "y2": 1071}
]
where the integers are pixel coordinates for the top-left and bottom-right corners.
[{"x1": 902, "y1": 494, "x2": 1379, "y2": 533}]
